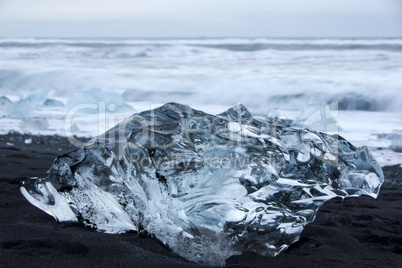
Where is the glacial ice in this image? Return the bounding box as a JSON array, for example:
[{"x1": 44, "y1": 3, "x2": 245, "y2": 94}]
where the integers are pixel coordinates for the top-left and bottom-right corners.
[
  {"x1": 19, "y1": 117, "x2": 49, "y2": 131},
  {"x1": 374, "y1": 132, "x2": 402, "y2": 153},
  {"x1": 66, "y1": 91, "x2": 132, "y2": 114},
  {"x1": 44, "y1": 98, "x2": 65, "y2": 107},
  {"x1": 0, "y1": 96, "x2": 12, "y2": 105},
  {"x1": 20, "y1": 103, "x2": 384, "y2": 266}
]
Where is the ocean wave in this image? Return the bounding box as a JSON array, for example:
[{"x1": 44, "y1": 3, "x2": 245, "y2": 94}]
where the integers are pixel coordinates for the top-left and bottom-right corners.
[
  {"x1": 1, "y1": 68, "x2": 401, "y2": 113},
  {"x1": 197, "y1": 43, "x2": 402, "y2": 52},
  {"x1": 1, "y1": 44, "x2": 401, "y2": 62},
  {"x1": 0, "y1": 38, "x2": 401, "y2": 115},
  {"x1": 1, "y1": 38, "x2": 402, "y2": 59},
  {"x1": 0, "y1": 44, "x2": 220, "y2": 60},
  {"x1": 1, "y1": 37, "x2": 402, "y2": 46}
]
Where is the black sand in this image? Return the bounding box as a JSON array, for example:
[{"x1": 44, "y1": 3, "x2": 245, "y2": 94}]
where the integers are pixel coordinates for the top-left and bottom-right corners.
[{"x1": 0, "y1": 133, "x2": 401, "y2": 267}]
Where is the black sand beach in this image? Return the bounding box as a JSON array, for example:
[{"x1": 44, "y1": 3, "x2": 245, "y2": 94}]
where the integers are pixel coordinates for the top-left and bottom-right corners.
[{"x1": 0, "y1": 132, "x2": 401, "y2": 267}]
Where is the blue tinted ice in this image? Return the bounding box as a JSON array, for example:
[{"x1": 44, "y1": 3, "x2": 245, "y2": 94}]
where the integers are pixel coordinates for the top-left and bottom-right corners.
[{"x1": 20, "y1": 103, "x2": 384, "y2": 266}]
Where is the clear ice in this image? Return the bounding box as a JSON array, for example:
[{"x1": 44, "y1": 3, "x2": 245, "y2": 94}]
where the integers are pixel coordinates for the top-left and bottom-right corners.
[{"x1": 20, "y1": 103, "x2": 384, "y2": 266}]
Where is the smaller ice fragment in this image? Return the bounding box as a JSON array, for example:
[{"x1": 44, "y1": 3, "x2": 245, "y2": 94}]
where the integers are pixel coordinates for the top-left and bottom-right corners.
[
  {"x1": 44, "y1": 98, "x2": 64, "y2": 107},
  {"x1": 0, "y1": 96, "x2": 12, "y2": 105},
  {"x1": 19, "y1": 117, "x2": 49, "y2": 131}
]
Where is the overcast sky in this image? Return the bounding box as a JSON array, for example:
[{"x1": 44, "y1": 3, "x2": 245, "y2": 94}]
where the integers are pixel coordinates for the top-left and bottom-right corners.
[{"x1": 0, "y1": 0, "x2": 401, "y2": 37}]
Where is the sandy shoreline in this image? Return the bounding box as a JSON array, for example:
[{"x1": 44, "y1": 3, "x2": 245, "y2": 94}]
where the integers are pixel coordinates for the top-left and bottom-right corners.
[{"x1": 1, "y1": 133, "x2": 401, "y2": 267}]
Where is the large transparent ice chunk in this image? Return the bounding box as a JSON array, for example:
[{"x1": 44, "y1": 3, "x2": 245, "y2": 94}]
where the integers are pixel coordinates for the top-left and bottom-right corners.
[{"x1": 20, "y1": 103, "x2": 384, "y2": 266}]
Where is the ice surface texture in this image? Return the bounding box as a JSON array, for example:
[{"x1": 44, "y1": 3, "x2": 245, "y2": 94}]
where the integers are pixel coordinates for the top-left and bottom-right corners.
[{"x1": 20, "y1": 103, "x2": 383, "y2": 266}]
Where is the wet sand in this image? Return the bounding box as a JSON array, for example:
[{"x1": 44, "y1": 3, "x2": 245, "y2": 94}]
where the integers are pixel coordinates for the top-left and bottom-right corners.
[{"x1": 0, "y1": 133, "x2": 401, "y2": 267}]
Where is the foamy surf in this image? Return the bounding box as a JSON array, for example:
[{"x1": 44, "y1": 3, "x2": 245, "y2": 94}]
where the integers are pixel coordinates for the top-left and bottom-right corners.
[{"x1": 0, "y1": 37, "x2": 401, "y2": 166}]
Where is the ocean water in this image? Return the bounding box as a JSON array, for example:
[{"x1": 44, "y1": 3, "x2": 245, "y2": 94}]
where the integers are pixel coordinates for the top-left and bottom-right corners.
[{"x1": 0, "y1": 37, "x2": 401, "y2": 166}]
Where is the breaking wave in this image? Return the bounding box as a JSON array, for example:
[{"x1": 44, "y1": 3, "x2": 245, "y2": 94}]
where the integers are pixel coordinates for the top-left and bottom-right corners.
[
  {"x1": 1, "y1": 37, "x2": 402, "y2": 59},
  {"x1": 0, "y1": 37, "x2": 401, "y2": 117}
]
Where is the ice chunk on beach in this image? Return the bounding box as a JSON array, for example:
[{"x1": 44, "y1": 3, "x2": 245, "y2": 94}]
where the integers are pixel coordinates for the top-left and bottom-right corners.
[
  {"x1": 0, "y1": 96, "x2": 12, "y2": 105},
  {"x1": 19, "y1": 117, "x2": 49, "y2": 131},
  {"x1": 20, "y1": 103, "x2": 384, "y2": 266},
  {"x1": 374, "y1": 132, "x2": 402, "y2": 153},
  {"x1": 66, "y1": 91, "x2": 132, "y2": 114},
  {"x1": 44, "y1": 98, "x2": 64, "y2": 107}
]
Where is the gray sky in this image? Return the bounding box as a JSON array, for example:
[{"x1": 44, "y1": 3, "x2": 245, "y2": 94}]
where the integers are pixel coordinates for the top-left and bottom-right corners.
[{"x1": 0, "y1": 0, "x2": 401, "y2": 37}]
